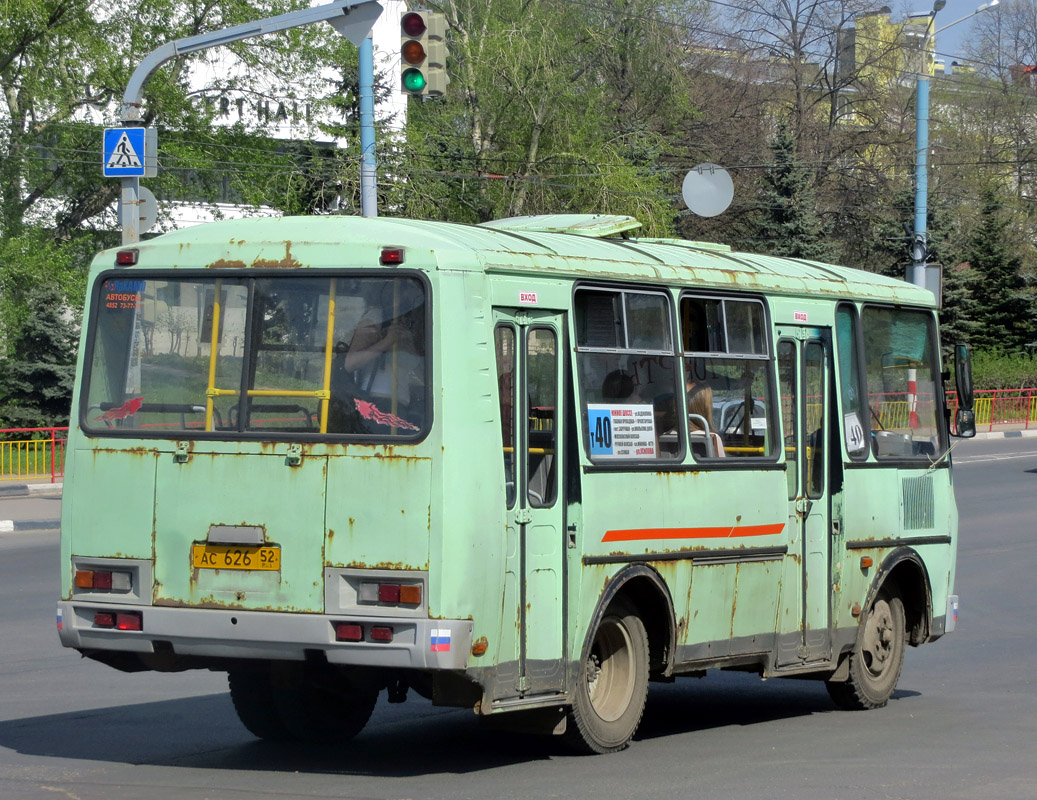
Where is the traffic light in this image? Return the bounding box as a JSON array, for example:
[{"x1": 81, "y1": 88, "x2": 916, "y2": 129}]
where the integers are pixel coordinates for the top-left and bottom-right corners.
[{"x1": 400, "y1": 10, "x2": 447, "y2": 97}]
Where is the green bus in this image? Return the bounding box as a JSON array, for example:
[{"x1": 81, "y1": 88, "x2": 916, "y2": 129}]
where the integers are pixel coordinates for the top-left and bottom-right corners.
[{"x1": 57, "y1": 213, "x2": 975, "y2": 753}]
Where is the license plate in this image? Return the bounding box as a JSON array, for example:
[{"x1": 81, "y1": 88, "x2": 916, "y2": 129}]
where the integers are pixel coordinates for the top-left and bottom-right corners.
[{"x1": 191, "y1": 544, "x2": 281, "y2": 571}]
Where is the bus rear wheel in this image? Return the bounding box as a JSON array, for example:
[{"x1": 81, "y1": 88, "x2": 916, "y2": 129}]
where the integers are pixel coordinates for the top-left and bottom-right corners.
[
  {"x1": 229, "y1": 662, "x2": 379, "y2": 743},
  {"x1": 565, "y1": 600, "x2": 649, "y2": 754},
  {"x1": 827, "y1": 591, "x2": 906, "y2": 710}
]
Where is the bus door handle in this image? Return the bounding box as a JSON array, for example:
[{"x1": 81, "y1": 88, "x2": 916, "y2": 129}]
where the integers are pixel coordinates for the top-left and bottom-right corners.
[
  {"x1": 796, "y1": 497, "x2": 812, "y2": 517},
  {"x1": 515, "y1": 508, "x2": 532, "y2": 524}
]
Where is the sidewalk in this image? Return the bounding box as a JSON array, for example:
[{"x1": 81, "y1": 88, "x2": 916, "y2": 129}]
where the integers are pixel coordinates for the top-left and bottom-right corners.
[
  {"x1": 0, "y1": 479, "x2": 62, "y2": 533},
  {"x1": 0, "y1": 480, "x2": 64, "y2": 498},
  {"x1": 972, "y1": 424, "x2": 1037, "y2": 440}
]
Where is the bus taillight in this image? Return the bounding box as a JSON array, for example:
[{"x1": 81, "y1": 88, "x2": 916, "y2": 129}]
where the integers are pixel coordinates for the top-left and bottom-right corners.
[
  {"x1": 116, "y1": 612, "x2": 142, "y2": 631},
  {"x1": 75, "y1": 569, "x2": 132, "y2": 591},
  {"x1": 93, "y1": 611, "x2": 142, "y2": 631},
  {"x1": 358, "y1": 581, "x2": 421, "y2": 606},
  {"x1": 334, "y1": 623, "x2": 363, "y2": 642}
]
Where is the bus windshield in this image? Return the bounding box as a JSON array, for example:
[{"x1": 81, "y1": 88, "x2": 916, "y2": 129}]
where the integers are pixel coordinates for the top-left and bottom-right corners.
[{"x1": 83, "y1": 273, "x2": 428, "y2": 438}]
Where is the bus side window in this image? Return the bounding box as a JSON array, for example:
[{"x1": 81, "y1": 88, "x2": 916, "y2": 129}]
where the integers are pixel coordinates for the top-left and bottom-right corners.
[
  {"x1": 680, "y1": 295, "x2": 775, "y2": 460},
  {"x1": 835, "y1": 304, "x2": 868, "y2": 460},
  {"x1": 495, "y1": 325, "x2": 517, "y2": 508},
  {"x1": 574, "y1": 288, "x2": 682, "y2": 463},
  {"x1": 527, "y1": 328, "x2": 557, "y2": 507}
]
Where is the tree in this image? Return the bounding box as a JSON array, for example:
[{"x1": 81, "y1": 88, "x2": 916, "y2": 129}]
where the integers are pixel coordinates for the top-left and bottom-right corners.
[
  {"x1": 0, "y1": 0, "x2": 364, "y2": 349},
  {"x1": 0, "y1": 284, "x2": 78, "y2": 428},
  {"x1": 939, "y1": 263, "x2": 982, "y2": 356},
  {"x1": 388, "y1": 0, "x2": 696, "y2": 233},
  {"x1": 742, "y1": 120, "x2": 836, "y2": 261},
  {"x1": 963, "y1": 186, "x2": 1034, "y2": 352}
]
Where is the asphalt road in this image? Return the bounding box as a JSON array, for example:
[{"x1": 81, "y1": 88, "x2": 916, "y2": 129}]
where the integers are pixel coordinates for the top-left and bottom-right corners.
[{"x1": 0, "y1": 437, "x2": 1034, "y2": 799}]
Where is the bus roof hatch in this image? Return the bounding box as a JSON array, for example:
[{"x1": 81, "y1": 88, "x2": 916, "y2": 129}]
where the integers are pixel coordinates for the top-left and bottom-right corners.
[{"x1": 480, "y1": 214, "x2": 642, "y2": 238}]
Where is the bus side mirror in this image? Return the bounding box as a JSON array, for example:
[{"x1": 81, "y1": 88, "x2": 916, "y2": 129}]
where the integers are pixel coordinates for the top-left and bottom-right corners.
[{"x1": 953, "y1": 344, "x2": 976, "y2": 438}]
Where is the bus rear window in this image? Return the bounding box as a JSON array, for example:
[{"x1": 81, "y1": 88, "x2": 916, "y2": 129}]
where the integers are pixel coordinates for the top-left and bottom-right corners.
[{"x1": 83, "y1": 274, "x2": 428, "y2": 439}]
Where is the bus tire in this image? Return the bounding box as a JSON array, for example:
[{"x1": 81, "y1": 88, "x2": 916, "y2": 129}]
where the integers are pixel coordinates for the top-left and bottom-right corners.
[
  {"x1": 827, "y1": 590, "x2": 906, "y2": 710},
  {"x1": 269, "y1": 662, "x2": 379, "y2": 744},
  {"x1": 565, "y1": 600, "x2": 649, "y2": 754},
  {"x1": 228, "y1": 666, "x2": 292, "y2": 741}
]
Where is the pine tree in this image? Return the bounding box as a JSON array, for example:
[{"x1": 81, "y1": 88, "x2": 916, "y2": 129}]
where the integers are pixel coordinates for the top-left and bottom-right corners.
[
  {"x1": 0, "y1": 285, "x2": 78, "y2": 429},
  {"x1": 747, "y1": 121, "x2": 836, "y2": 263},
  {"x1": 939, "y1": 264, "x2": 982, "y2": 357},
  {"x1": 964, "y1": 187, "x2": 1033, "y2": 353}
]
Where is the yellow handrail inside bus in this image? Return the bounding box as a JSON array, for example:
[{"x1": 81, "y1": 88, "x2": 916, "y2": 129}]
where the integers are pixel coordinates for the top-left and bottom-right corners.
[
  {"x1": 319, "y1": 280, "x2": 336, "y2": 434},
  {"x1": 204, "y1": 280, "x2": 222, "y2": 431},
  {"x1": 206, "y1": 388, "x2": 330, "y2": 399}
]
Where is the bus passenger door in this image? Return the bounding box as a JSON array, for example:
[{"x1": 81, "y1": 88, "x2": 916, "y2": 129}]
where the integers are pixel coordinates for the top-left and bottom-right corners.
[
  {"x1": 493, "y1": 311, "x2": 566, "y2": 700},
  {"x1": 776, "y1": 329, "x2": 832, "y2": 665}
]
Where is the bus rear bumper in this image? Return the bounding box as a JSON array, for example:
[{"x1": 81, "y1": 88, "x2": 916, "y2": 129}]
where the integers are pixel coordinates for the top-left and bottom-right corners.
[{"x1": 56, "y1": 601, "x2": 474, "y2": 672}]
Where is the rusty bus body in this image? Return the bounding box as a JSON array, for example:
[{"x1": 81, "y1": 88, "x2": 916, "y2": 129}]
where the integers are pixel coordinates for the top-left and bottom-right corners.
[{"x1": 57, "y1": 214, "x2": 970, "y2": 752}]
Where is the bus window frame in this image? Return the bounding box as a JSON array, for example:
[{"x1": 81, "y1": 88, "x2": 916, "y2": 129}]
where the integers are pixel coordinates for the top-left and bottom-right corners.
[
  {"x1": 858, "y1": 302, "x2": 949, "y2": 464},
  {"x1": 679, "y1": 291, "x2": 779, "y2": 464},
  {"x1": 79, "y1": 267, "x2": 433, "y2": 445},
  {"x1": 835, "y1": 302, "x2": 870, "y2": 463},
  {"x1": 571, "y1": 282, "x2": 684, "y2": 467}
]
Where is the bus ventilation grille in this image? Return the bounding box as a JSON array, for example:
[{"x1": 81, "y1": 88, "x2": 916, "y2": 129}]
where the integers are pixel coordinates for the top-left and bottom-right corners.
[{"x1": 902, "y1": 475, "x2": 935, "y2": 530}]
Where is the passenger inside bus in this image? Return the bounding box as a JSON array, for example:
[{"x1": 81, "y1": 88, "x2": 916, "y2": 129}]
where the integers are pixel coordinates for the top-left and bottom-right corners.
[
  {"x1": 686, "y1": 379, "x2": 725, "y2": 458},
  {"x1": 601, "y1": 369, "x2": 636, "y2": 401}
]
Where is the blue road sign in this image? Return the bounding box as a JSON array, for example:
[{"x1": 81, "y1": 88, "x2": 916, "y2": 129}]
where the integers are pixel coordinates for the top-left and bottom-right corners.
[{"x1": 103, "y1": 128, "x2": 147, "y2": 177}]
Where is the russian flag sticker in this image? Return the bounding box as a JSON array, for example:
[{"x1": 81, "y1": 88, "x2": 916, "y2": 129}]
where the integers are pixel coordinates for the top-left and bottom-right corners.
[
  {"x1": 56, "y1": 607, "x2": 63, "y2": 631},
  {"x1": 430, "y1": 629, "x2": 451, "y2": 652}
]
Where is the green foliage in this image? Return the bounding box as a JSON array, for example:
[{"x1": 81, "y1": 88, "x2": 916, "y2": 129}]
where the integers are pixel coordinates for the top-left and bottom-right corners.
[
  {"x1": 971, "y1": 350, "x2": 1037, "y2": 391},
  {"x1": 387, "y1": 0, "x2": 694, "y2": 234},
  {"x1": 0, "y1": 284, "x2": 79, "y2": 428},
  {"x1": 963, "y1": 186, "x2": 1034, "y2": 352},
  {"x1": 0, "y1": 231, "x2": 92, "y2": 355},
  {"x1": 742, "y1": 121, "x2": 836, "y2": 262},
  {"x1": 939, "y1": 265, "x2": 982, "y2": 357}
]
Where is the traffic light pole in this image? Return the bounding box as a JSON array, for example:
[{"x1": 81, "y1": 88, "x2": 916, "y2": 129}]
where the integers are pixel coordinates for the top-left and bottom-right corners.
[
  {"x1": 359, "y1": 36, "x2": 377, "y2": 218},
  {"x1": 115, "y1": 0, "x2": 384, "y2": 242},
  {"x1": 910, "y1": 73, "x2": 930, "y2": 288}
]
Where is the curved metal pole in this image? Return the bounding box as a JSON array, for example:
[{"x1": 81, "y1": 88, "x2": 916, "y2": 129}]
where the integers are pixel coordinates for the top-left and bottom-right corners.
[{"x1": 120, "y1": 0, "x2": 382, "y2": 122}]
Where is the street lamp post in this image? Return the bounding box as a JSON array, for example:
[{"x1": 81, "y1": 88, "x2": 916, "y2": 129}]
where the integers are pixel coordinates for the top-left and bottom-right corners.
[{"x1": 910, "y1": 0, "x2": 999, "y2": 289}]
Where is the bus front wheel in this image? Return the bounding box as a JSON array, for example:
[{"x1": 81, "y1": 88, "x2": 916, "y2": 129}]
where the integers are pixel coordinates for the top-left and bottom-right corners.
[
  {"x1": 566, "y1": 600, "x2": 649, "y2": 754},
  {"x1": 827, "y1": 590, "x2": 906, "y2": 710}
]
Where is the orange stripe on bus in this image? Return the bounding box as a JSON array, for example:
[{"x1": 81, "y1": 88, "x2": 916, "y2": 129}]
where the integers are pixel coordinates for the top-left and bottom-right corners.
[{"x1": 601, "y1": 523, "x2": 786, "y2": 543}]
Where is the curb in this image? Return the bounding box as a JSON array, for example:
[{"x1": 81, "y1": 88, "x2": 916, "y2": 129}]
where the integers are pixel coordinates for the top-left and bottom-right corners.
[
  {"x1": 0, "y1": 519, "x2": 60, "y2": 533},
  {"x1": 0, "y1": 482, "x2": 63, "y2": 498},
  {"x1": 972, "y1": 429, "x2": 1037, "y2": 440}
]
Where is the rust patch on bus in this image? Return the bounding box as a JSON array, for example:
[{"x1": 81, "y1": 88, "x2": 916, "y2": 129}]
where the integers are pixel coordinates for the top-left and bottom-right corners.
[
  {"x1": 90, "y1": 446, "x2": 154, "y2": 457},
  {"x1": 207, "y1": 259, "x2": 247, "y2": 269},
  {"x1": 343, "y1": 560, "x2": 428, "y2": 571},
  {"x1": 154, "y1": 596, "x2": 309, "y2": 612},
  {"x1": 251, "y1": 243, "x2": 302, "y2": 270}
]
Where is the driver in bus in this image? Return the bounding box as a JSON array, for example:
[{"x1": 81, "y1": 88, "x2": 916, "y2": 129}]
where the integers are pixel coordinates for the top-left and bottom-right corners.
[{"x1": 344, "y1": 282, "x2": 425, "y2": 419}]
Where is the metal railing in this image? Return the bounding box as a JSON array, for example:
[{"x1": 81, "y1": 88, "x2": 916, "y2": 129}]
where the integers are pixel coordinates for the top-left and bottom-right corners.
[
  {"x1": 947, "y1": 388, "x2": 1037, "y2": 433},
  {"x1": 0, "y1": 427, "x2": 68, "y2": 483}
]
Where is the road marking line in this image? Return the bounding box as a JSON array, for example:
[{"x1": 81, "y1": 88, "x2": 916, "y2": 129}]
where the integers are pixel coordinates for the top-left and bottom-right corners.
[{"x1": 956, "y1": 452, "x2": 1037, "y2": 464}]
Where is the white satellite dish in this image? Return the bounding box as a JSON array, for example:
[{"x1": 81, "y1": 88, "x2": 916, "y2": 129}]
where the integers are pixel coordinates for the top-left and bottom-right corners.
[{"x1": 682, "y1": 163, "x2": 734, "y2": 217}]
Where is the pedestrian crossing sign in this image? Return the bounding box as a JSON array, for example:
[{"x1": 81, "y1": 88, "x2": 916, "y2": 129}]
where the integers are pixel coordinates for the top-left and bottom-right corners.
[{"x1": 103, "y1": 127, "x2": 157, "y2": 177}]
